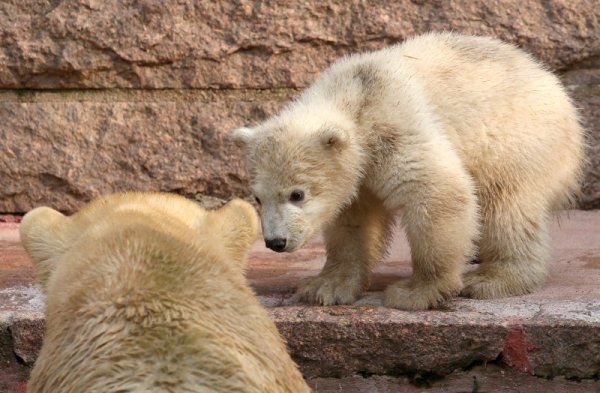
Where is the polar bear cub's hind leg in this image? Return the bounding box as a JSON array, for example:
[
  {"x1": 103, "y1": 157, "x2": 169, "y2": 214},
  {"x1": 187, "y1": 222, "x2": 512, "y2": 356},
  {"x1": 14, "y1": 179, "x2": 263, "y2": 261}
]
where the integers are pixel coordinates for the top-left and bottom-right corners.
[{"x1": 461, "y1": 189, "x2": 551, "y2": 299}]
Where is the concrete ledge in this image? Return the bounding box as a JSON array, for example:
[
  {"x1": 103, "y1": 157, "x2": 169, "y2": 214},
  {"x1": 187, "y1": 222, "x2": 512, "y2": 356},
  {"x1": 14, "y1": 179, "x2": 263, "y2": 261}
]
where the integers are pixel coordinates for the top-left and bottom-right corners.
[
  {"x1": 1, "y1": 211, "x2": 599, "y2": 388},
  {"x1": 272, "y1": 301, "x2": 600, "y2": 379}
]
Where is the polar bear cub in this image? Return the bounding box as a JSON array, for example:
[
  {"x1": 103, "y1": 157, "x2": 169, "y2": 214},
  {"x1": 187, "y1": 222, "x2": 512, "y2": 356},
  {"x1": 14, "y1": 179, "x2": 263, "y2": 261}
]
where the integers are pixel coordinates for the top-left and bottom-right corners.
[
  {"x1": 20, "y1": 192, "x2": 310, "y2": 393},
  {"x1": 233, "y1": 32, "x2": 585, "y2": 310}
]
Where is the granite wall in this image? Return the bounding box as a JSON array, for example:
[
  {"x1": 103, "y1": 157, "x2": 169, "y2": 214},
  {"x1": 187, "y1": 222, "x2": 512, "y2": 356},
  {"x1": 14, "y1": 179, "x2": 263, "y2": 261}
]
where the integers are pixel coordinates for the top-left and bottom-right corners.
[{"x1": 1, "y1": 0, "x2": 599, "y2": 212}]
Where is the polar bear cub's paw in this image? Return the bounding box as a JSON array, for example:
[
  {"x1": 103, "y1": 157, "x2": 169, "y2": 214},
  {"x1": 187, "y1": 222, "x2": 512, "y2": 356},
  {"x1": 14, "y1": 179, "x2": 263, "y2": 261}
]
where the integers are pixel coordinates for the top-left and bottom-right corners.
[
  {"x1": 384, "y1": 278, "x2": 462, "y2": 311},
  {"x1": 461, "y1": 266, "x2": 544, "y2": 299},
  {"x1": 297, "y1": 271, "x2": 365, "y2": 306}
]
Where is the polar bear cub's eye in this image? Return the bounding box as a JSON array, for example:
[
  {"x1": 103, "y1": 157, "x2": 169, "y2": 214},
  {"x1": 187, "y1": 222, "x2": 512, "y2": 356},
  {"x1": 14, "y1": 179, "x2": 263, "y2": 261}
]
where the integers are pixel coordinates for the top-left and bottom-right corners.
[{"x1": 289, "y1": 190, "x2": 305, "y2": 202}]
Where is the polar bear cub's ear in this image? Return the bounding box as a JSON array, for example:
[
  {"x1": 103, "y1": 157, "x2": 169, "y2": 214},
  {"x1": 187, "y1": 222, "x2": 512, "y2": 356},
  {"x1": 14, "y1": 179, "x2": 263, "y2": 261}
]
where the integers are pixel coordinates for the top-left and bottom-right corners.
[
  {"x1": 231, "y1": 126, "x2": 256, "y2": 148},
  {"x1": 319, "y1": 127, "x2": 349, "y2": 149}
]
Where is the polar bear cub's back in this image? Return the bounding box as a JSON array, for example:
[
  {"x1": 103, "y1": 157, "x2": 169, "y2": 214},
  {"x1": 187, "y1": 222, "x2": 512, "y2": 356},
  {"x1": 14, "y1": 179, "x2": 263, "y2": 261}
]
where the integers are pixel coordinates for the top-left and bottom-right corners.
[{"x1": 312, "y1": 32, "x2": 583, "y2": 208}]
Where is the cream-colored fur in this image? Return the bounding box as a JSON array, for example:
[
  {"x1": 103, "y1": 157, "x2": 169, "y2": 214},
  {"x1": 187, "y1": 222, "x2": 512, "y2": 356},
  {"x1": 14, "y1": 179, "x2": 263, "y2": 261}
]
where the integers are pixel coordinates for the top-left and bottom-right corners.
[
  {"x1": 232, "y1": 32, "x2": 585, "y2": 310},
  {"x1": 20, "y1": 192, "x2": 310, "y2": 393}
]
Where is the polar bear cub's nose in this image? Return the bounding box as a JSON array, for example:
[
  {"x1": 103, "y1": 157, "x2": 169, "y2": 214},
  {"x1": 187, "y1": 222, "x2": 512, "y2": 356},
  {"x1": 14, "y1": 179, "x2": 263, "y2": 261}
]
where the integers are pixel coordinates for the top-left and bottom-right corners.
[{"x1": 265, "y1": 238, "x2": 287, "y2": 252}]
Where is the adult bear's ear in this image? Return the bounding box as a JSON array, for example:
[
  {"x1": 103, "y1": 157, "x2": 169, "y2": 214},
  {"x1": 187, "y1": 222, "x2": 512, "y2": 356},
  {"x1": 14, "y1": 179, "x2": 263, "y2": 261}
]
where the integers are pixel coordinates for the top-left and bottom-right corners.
[
  {"x1": 19, "y1": 207, "x2": 68, "y2": 289},
  {"x1": 231, "y1": 126, "x2": 256, "y2": 148},
  {"x1": 319, "y1": 127, "x2": 349, "y2": 150},
  {"x1": 205, "y1": 199, "x2": 259, "y2": 268}
]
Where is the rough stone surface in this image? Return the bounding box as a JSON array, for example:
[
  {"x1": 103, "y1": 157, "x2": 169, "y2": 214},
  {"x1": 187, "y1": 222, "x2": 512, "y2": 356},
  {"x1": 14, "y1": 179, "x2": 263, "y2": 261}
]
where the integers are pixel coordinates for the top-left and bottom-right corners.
[
  {"x1": 0, "y1": 215, "x2": 22, "y2": 223},
  {"x1": 307, "y1": 365, "x2": 600, "y2": 393},
  {"x1": 0, "y1": 0, "x2": 598, "y2": 89},
  {"x1": 10, "y1": 315, "x2": 44, "y2": 365},
  {"x1": 0, "y1": 362, "x2": 28, "y2": 393},
  {"x1": 0, "y1": 89, "x2": 599, "y2": 213},
  {"x1": 4, "y1": 366, "x2": 599, "y2": 393},
  {"x1": 269, "y1": 303, "x2": 600, "y2": 379},
  {"x1": 272, "y1": 306, "x2": 507, "y2": 378},
  {"x1": 568, "y1": 82, "x2": 600, "y2": 209},
  {"x1": 526, "y1": 324, "x2": 600, "y2": 379},
  {"x1": 0, "y1": 92, "x2": 288, "y2": 213},
  {"x1": 0, "y1": 316, "x2": 22, "y2": 387}
]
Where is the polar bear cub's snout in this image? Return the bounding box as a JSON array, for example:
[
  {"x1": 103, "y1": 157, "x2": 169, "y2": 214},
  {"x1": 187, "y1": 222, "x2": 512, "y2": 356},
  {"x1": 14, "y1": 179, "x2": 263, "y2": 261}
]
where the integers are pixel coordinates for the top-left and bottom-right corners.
[
  {"x1": 265, "y1": 237, "x2": 287, "y2": 252},
  {"x1": 258, "y1": 197, "x2": 315, "y2": 253}
]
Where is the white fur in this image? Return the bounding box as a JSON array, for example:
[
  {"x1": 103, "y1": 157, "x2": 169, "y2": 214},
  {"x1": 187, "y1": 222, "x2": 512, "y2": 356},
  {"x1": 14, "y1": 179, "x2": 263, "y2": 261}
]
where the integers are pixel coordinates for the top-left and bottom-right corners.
[
  {"x1": 231, "y1": 127, "x2": 256, "y2": 148},
  {"x1": 234, "y1": 32, "x2": 585, "y2": 310}
]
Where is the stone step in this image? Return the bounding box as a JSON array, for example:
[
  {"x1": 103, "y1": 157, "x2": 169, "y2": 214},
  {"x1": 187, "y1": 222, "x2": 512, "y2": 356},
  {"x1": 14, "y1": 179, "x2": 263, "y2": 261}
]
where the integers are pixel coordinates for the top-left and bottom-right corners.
[{"x1": 1, "y1": 210, "x2": 599, "y2": 392}]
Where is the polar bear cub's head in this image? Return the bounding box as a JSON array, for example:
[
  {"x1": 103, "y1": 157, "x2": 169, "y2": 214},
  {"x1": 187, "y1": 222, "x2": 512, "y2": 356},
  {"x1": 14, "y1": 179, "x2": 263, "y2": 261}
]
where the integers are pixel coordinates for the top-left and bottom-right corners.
[{"x1": 233, "y1": 102, "x2": 365, "y2": 252}]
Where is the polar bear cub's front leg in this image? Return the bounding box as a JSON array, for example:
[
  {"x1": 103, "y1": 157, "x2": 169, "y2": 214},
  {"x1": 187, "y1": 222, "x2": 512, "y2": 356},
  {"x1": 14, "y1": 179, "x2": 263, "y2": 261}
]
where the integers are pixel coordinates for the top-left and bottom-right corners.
[
  {"x1": 297, "y1": 188, "x2": 394, "y2": 305},
  {"x1": 379, "y1": 147, "x2": 480, "y2": 310}
]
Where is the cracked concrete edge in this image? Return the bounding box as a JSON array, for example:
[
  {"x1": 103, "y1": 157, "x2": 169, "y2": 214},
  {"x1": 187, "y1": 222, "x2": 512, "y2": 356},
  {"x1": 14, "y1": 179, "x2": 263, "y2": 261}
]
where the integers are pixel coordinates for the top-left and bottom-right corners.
[
  {"x1": 0, "y1": 284, "x2": 46, "y2": 368},
  {"x1": 5, "y1": 313, "x2": 45, "y2": 366},
  {"x1": 0, "y1": 312, "x2": 36, "y2": 393},
  {"x1": 268, "y1": 304, "x2": 600, "y2": 379},
  {"x1": 306, "y1": 367, "x2": 600, "y2": 393}
]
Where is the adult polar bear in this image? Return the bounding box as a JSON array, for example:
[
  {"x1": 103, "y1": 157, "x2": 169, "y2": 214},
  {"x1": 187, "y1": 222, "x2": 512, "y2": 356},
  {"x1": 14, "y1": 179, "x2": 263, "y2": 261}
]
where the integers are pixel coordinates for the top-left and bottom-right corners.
[
  {"x1": 233, "y1": 32, "x2": 585, "y2": 310},
  {"x1": 20, "y1": 194, "x2": 310, "y2": 393}
]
